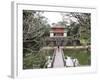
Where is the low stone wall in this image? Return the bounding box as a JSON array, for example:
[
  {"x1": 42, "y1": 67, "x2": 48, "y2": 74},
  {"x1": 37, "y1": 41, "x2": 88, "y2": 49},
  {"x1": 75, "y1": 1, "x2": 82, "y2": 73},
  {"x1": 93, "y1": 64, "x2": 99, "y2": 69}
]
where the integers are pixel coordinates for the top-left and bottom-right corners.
[{"x1": 42, "y1": 45, "x2": 90, "y2": 50}]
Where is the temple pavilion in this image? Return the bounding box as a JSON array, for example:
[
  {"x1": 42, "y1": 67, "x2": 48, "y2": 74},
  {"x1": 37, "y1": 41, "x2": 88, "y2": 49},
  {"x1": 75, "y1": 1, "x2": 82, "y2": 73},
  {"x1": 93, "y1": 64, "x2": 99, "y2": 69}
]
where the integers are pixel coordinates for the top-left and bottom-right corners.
[
  {"x1": 48, "y1": 24, "x2": 67, "y2": 46},
  {"x1": 50, "y1": 24, "x2": 67, "y2": 37}
]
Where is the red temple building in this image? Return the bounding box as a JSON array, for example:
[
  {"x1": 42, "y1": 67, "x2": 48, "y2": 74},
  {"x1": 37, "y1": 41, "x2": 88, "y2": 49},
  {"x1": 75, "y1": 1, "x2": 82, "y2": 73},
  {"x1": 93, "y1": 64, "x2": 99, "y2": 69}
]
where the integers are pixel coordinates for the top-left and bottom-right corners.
[
  {"x1": 50, "y1": 24, "x2": 67, "y2": 37},
  {"x1": 48, "y1": 24, "x2": 67, "y2": 46},
  {"x1": 47, "y1": 24, "x2": 80, "y2": 46}
]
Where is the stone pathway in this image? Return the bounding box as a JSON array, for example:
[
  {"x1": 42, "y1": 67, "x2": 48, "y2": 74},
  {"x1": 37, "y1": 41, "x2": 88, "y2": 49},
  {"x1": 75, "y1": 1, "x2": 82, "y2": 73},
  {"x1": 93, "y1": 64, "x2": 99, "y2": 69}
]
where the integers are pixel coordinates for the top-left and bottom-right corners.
[{"x1": 53, "y1": 48, "x2": 64, "y2": 68}]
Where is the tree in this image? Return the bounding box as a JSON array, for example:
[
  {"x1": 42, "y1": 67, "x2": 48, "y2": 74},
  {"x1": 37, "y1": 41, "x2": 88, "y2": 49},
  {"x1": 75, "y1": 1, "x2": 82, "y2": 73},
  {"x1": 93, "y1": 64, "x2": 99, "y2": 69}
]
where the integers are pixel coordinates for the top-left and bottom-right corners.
[
  {"x1": 60, "y1": 12, "x2": 91, "y2": 45},
  {"x1": 23, "y1": 10, "x2": 50, "y2": 54},
  {"x1": 69, "y1": 12, "x2": 91, "y2": 44}
]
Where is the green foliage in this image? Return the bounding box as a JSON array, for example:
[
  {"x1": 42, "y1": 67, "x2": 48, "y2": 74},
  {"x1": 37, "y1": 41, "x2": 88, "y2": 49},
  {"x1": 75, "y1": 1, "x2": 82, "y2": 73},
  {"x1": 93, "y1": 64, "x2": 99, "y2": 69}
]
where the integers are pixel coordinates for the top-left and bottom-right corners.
[
  {"x1": 23, "y1": 10, "x2": 51, "y2": 69},
  {"x1": 60, "y1": 12, "x2": 91, "y2": 45},
  {"x1": 23, "y1": 49, "x2": 54, "y2": 69},
  {"x1": 23, "y1": 10, "x2": 50, "y2": 51}
]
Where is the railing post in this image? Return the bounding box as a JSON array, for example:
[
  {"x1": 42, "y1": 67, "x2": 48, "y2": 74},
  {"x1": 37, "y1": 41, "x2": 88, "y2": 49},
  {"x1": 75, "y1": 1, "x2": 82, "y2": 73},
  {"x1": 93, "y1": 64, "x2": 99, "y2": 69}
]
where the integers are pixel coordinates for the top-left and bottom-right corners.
[{"x1": 51, "y1": 48, "x2": 56, "y2": 68}]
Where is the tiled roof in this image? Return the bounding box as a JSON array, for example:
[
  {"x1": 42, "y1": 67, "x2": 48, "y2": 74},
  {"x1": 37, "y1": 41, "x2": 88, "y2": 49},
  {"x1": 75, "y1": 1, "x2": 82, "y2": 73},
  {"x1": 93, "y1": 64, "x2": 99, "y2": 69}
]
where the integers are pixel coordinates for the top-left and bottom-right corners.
[{"x1": 51, "y1": 25, "x2": 65, "y2": 28}]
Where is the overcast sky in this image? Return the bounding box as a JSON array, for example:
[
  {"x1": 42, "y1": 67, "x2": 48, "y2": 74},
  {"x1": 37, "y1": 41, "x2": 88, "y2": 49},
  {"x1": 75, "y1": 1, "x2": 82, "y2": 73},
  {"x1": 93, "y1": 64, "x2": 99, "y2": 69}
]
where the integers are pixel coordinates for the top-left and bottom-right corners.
[
  {"x1": 42, "y1": 12, "x2": 63, "y2": 25},
  {"x1": 42, "y1": 12, "x2": 78, "y2": 26}
]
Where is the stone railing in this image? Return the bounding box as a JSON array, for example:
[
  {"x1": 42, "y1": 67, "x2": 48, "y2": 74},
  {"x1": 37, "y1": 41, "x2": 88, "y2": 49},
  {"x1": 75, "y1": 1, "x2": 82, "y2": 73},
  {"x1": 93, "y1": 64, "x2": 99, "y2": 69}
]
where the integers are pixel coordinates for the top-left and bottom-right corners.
[
  {"x1": 61, "y1": 49, "x2": 66, "y2": 66},
  {"x1": 51, "y1": 49, "x2": 56, "y2": 68}
]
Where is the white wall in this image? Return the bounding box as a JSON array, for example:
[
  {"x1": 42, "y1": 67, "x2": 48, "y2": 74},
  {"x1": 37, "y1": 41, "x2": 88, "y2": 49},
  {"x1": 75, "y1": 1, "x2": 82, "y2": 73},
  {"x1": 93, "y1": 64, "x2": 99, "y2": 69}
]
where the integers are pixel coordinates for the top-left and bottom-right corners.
[
  {"x1": 50, "y1": 32, "x2": 54, "y2": 37},
  {"x1": 64, "y1": 33, "x2": 67, "y2": 37},
  {"x1": 0, "y1": 0, "x2": 100, "y2": 80}
]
